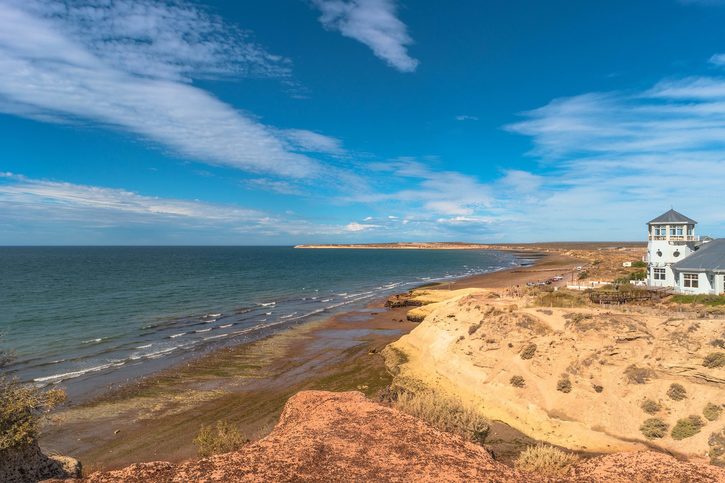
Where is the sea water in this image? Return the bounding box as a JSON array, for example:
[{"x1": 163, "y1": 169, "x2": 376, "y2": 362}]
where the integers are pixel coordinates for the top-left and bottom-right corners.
[{"x1": 0, "y1": 246, "x2": 526, "y2": 400}]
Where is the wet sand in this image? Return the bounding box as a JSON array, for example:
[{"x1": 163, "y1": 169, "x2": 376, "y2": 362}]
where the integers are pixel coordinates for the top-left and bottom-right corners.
[{"x1": 40, "y1": 251, "x2": 583, "y2": 471}]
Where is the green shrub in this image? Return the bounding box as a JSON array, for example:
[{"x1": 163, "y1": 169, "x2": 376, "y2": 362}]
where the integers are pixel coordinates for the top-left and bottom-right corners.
[
  {"x1": 0, "y1": 342, "x2": 66, "y2": 454},
  {"x1": 667, "y1": 383, "x2": 687, "y2": 401},
  {"x1": 592, "y1": 384, "x2": 603, "y2": 393},
  {"x1": 671, "y1": 415, "x2": 705, "y2": 440},
  {"x1": 578, "y1": 271, "x2": 589, "y2": 280},
  {"x1": 632, "y1": 261, "x2": 647, "y2": 268},
  {"x1": 194, "y1": 420, "x2": 248, "y2": 457},
  {"x1": 520, "y1": 343, "x2": 537, "y2": 360},
  {"x1": 704, "y1": 403, "x2": 723, "y2": 421},
  {"x1": 510, "y1": 375, "x2": 525, "y2": 388},
  {"x1": 703, "y1": 353, "x2": 725, "y2": 369},
  {"x1": 640, "y1": 418, "x2": 668, "y2": 439},
  {"x1": 670, "y1": 295, "x2": 725, "y2": 306},
  {"x1": 515, "y1": 444, "x2": 580, "y2": 477},
  {"x1": 641, "y1": 399, "x2": 662, "y2": 415},
  {"x1": 557, "y1": 378, "x2": 572, "y2": 393}
]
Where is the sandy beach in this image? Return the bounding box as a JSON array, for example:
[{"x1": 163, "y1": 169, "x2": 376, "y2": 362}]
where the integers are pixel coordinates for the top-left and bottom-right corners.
[{"x1": 39, "y1": 250, "x2": 582, "y2": 471}]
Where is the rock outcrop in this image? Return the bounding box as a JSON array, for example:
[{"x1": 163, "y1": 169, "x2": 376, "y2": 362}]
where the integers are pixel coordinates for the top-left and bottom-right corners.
[
  {"x1": 60, "y1": 391, "x2": 724, "y2": 482},
  {"x1": 0, "y1": 442, "x2": 81, "y2": 483}
]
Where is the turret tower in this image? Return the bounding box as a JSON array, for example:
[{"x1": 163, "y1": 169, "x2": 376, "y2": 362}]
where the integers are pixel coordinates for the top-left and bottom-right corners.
[{"x1": 647, "y1": 209, "x2": 698, "y2": 287}]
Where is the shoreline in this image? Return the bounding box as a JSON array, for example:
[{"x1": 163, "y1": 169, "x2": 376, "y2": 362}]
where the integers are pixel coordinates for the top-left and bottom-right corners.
[{"x1": 40, "y1": 251, "x2": 582, "y2": 470}]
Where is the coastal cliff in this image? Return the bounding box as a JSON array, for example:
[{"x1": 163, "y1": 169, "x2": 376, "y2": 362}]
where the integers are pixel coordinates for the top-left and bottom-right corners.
[
  {"x1": 385, "y1": 286, "x2": 725, "y2": 462},
  {"x1": 56, "y1": 391, "x2": 725, "y2": 482}
]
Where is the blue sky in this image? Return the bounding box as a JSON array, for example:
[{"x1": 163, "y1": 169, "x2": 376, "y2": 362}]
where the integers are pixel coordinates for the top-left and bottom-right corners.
[{"x1": 1, "y1": 0, "x2": 724, "y2": 244}]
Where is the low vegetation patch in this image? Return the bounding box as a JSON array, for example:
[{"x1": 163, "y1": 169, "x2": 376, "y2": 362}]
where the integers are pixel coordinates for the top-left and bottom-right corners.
[
  {"x1": 592, "y1": 384, "x2": 603, "y2": 393},
  {"x1": 535, "y1": 290, "x2": 588, "y2": 308},
  {"x1": 640, "y1": 418, "x2": 668, "y2": 439},
  {"x1": 641, "y1": 399, "x2": 662, "y2": 415},
  {"x1": 671, "y1": 415, "x2": 705, "y2": 440},
  {"x1": 0, "y1": 343, "x2": 66, "y2": 455},
  {"x1": 393, "y1": 389, "x2": 489, "y2": 445},
  {"x1": 194, "y1": 420, "x2": 248, "y2": 457},
  {"x1": 515, "y1": 444, "x2": 580, "y2": 477},
  {"x1": 704, "y1": 403, "x2": 723, "y2": 421},
  {"x1": 667, "y1": 383, "x2": 687, "y2": 401},
  {"x1": 520, "y1": 343, "x2": 537, "y2": 360},
  {"x1": 510, "y1": 375, "x2": 525, "y2": 388},
  {"x1": 703, "y1": 352, "x2": 725, "y2": 369},
  {"x1": 556, "y1": 377, "x2": 572, "y2": 393},
  {"x1": 670, "y1": 294, "x2": 725, "y2": 306},
  {"x1": 624, "y1": 365, "x2": 655, "y2": 385}
]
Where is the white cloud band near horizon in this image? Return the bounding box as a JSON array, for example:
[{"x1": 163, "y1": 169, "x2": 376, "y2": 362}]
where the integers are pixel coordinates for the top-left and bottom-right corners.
[{"x1": 0, "y1": 0, "x2": 342, "y2": 178}]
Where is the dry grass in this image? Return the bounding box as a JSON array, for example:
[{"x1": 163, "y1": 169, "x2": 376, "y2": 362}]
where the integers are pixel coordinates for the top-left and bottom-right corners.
[
  {"x1": 520, "y1": 343, "x2": 537, "y2": 360},
  {"x1": 556, "y1": 377, "x2": 572, "y2": 393},
  {"x1": 624, "y1": 365, "x2": 655, "y2": 385},
  {"x1": 703, "y1": 403, "x2": 722, "y2": 422},
  {"x1": 640, "y1": 399, "x2": 662, "y2": 415},
  {"x1": 703, "y1": 352, "x2": 725, "y2": 369},
  {"x1": 640, "y1": 418, "x2": 668, "y2": 439},
  {"x1": 0, "y1": 378, "x2": 66, "y2": 453},
  {"x1": 515, "y1": 444, "x2": 580, "y2": 477},
  {"x1": 671, "y1": 415, "x2": 705, "y2": 440},
  {"x1": 193, "y1": 420, "x2": 249, "y2": 458},
  {"x1": 393, "y1": 389, "x2": 489, "y2": 444},
  {"x1": 667, "y1": 383, "x2": 687, "y2": 401},
  {"x1": 510, "y1": 375, "x2": 526, "y2": 388}
]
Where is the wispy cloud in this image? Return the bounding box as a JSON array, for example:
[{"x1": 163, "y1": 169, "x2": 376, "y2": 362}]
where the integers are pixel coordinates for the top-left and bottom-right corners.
[
  {"x1": 0, "y1": 172, "x2": 363, "y2": 243},
  {"x1": 0, "y1": 0, "x2": 340, "y2": 178},
  {"x1": 311, "y1": 0, "x2": 418, "y2": 72},
  {"x1": 455, "y1": 115, "x2": 479, "y2": 121}
]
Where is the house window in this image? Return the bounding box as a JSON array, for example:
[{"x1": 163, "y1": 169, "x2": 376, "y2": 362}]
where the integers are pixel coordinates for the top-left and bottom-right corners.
[
  {"x1": 676, "y1": 227, "x2": 683, "y2": 236},
  {"x1": 683, "y1": 273, "x2": 699, "y2": 288},
  {"x1": 654, "y1": 227, "x2": 661, "y2": 236},
  {"x1": 653, "y1": 268, "x2": 666, "y2": 280}
]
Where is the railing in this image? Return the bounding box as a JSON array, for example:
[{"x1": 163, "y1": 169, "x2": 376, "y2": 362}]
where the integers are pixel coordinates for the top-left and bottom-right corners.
[{"x1": 648, "y1": 235, "x2": 698, "y2": 241}]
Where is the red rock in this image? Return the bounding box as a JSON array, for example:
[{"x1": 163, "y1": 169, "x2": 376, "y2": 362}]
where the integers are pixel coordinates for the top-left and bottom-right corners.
[{"x1": 65, "y1": 391, "x2": 725, "y2": 483}]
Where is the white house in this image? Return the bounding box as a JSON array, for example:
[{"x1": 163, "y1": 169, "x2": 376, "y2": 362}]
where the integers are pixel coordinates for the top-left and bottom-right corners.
[{"x1": 646, "y1": 209, "x2": 725, "y2": 295}]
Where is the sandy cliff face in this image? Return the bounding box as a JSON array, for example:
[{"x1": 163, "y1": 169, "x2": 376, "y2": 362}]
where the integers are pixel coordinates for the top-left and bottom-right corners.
[
  {"x1": 58, "y1": 391, "x2": 725, "y2": 482},
  {"x1": 386, "y1": 288, "x2": 725, "y2": 461}
]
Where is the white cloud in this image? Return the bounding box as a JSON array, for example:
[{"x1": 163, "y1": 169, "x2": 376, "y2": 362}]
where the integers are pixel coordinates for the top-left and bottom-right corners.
[
  {"x1": 455, "y1": 115, "x2": 479, "y2": 121},
  {"x1": 281, "y1": 129, "x2": 345, "y2": 154},
  {"x1": 345, "y1": 221, "x2": 380, "y2": 232},
  {"x1": 0, "y1": 172, "x2": 262, "y2": 226},
  {"x1": 351, "y1": 160, "x2": 492, "y2": 217},
  {"x1": 311, "y1": 0, "x2": 418, "y2": 72},
  {"x1": 0, "y1": 0, "x2": 334, "y2": 178}
]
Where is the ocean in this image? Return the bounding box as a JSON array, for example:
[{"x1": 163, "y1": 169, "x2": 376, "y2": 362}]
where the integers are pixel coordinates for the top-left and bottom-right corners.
[{"x1": 0, "y1": 246, "x2": 525, "y2": 400}]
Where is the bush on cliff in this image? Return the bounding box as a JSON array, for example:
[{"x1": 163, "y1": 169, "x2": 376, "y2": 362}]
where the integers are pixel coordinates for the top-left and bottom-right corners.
[
  {"x1": 703, "y1": 352, "x2": 725, "y2": 369},
  {"x1": 640, "y1": 418, "x2": 668, "y2": 439},
  {"x1": 510, "y1": 375, "x2": 525, "y2": 388},
  {"x1": 640, "y1": 399, "x2": 662, "y2": 415},
  {"x1": 556, "y1": 377, "x2": 572, "y2": 393},
  {"x1": 515, "y1": 444, "x2": 580, "y2": 477},
  {"x1": 393, "y1": 389, "x2": 489, "y2": 445},
  {"x1": 667, "y1": 383, "x2": 687, "y2": 401},
  {"x1": 520, "y1": 343, "x2": 537, "y2": 360},
  {"x1": 0, "y1": 346, "x2": 66, "y2": 454},
  {"x1": 704, "y1": 403, "x2": 723, "y2": 422},
  {"x1": 194, "y1": 420, "x2": 249, "y2": 458},
  {"x1": 671, "y1": 415, "x2": 705, "y2": 440}
]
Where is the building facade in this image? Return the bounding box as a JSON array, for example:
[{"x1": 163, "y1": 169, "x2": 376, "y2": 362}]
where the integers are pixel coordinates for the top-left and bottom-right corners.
[{"x1": 646, "y1": 209, "x2": 725, "y2": 295}]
